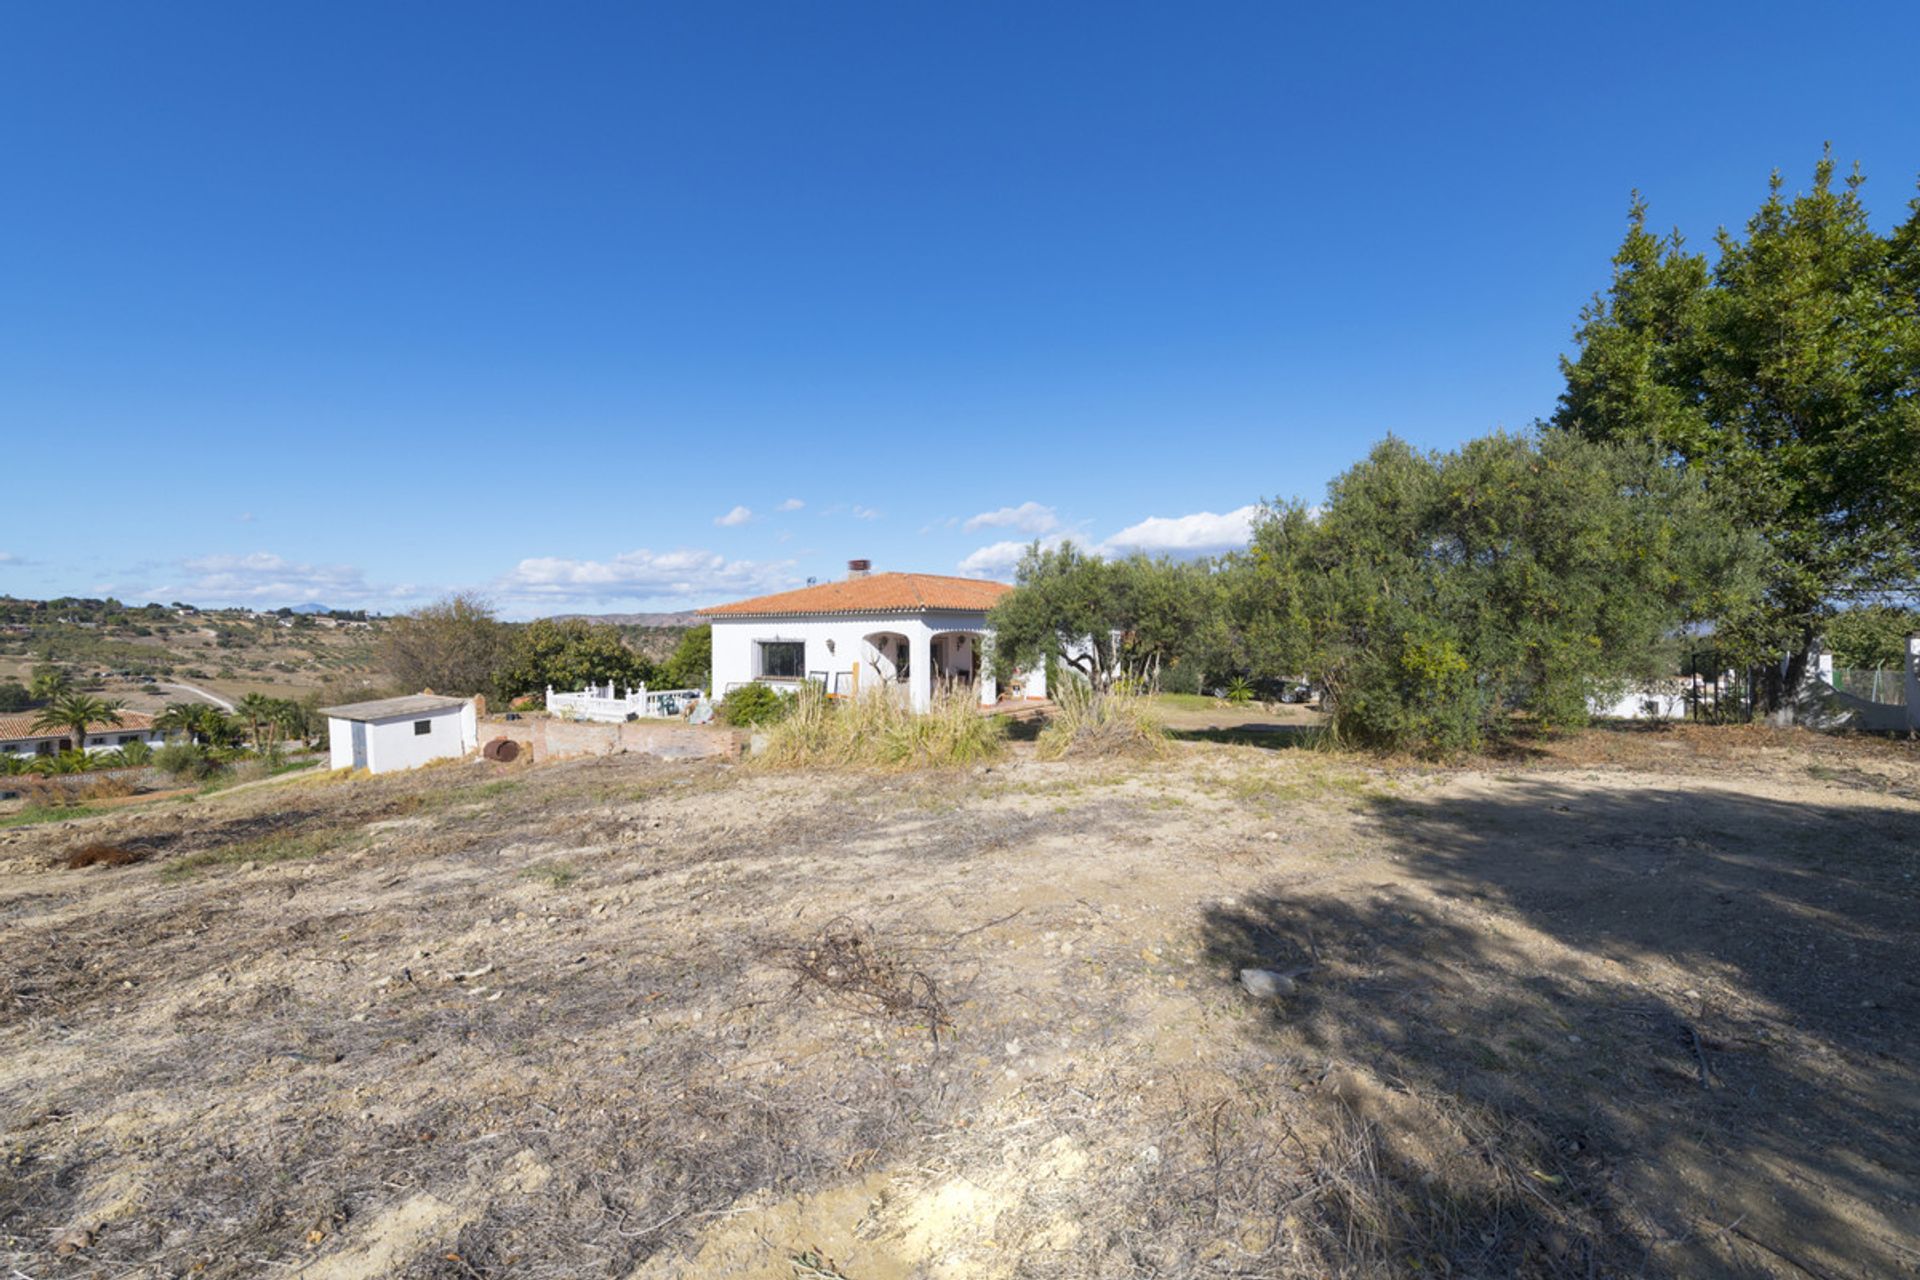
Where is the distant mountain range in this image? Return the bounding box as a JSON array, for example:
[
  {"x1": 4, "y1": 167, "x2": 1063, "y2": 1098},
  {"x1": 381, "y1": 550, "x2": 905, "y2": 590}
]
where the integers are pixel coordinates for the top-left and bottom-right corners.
[
  {"x1": 547, "y1": 610, "x2": 702, "y2": 628},
  {"x1": 288, "y1": 603, "x2": 332, "y2": 614}
]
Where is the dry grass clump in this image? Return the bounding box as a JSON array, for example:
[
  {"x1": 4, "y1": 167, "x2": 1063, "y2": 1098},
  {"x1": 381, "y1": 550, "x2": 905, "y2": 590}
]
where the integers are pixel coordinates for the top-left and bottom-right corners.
[
  {"x1": 64, "y1": 842, "x2": 147, "y2": 869},
  {"x1": 756, "y1": 684, "x2": 1005, "y2": 770},
  {"x1": 1100, "y1": 1083, "x2": 1604, "y2": 1278},
  {"x1": 14, "y1": 772, "x2": 138, "y2": 806},
  {"x1": 1036, "y1": 682, "x2": 1167, "y2": 760},
  {"x1": 767, "y1": 915, "x2": 950, "y2": 1043}
]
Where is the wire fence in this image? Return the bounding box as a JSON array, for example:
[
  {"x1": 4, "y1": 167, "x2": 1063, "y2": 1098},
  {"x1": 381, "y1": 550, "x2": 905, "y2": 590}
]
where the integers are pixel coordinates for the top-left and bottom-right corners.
[{"x1": 1829, "y1": 667, "x2": 1907, "y2": 706}]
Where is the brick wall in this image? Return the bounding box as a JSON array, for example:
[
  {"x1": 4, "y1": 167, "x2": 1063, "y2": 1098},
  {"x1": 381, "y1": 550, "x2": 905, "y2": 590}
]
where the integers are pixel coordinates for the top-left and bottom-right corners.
[{"x1": 477, "y1": 717, "x2": 745, "y2": 764}]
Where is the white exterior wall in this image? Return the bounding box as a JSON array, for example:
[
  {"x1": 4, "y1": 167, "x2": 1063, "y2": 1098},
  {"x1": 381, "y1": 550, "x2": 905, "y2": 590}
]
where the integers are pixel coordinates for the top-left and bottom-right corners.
[
  {"x1": 1590, "y1": 685, "x2": 1690, "y2": 721},
  {"x1": 327, "y1": 719, "x2": 356, "y2": 771},
  {"x1": 710, "y1": 611, "x2": 1016, "y2": 712},
  {"x1": 327, "y1": 701, "x2": 478, "y2": 774}
]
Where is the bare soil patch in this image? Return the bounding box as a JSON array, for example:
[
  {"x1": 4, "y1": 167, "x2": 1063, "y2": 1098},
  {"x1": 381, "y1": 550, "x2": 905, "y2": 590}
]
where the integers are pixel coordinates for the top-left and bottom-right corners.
[{"x1": 1, "y1": 727, "x2": 1914, "y2": 1277}]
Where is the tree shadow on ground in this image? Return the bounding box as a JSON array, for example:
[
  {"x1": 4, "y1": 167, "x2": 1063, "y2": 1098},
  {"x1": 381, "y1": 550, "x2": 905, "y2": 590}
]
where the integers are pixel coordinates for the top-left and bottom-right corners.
[
  {"x1": 1201, "y1": 779, "x2": 1919, "y2": 1278},
  {"x1": 1167, "y1": 723, "x2": 1327, "y2": 751}
]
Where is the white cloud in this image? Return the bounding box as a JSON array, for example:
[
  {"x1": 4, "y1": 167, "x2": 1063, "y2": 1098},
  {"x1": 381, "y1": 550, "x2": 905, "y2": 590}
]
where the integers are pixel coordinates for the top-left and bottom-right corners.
[
  {"x1": 0, "y1": 551, "x2": 20, "y2": 566},
  {"x1": 851, "y1": 505, "x2": 881, "y2": 520},
  {"x1": 714, "y1": 505, "x2": 754, "y2": 527},
  {"x1": 495, "y1": 547, "x2": 794, "y2": 606},
  {"x1": 957, "y1": 533, "x2": 1071, "y2": 579},
  {"x1": 139, "y1": 552, "x2": 412, "y2": 606},
  {"x1": 963, "y1": 501, "x2": 1059, "y2": 535},
  {"x1": 777, "y1": 498, "x2": 805, "y2": 512},
  {"x1": 1098, "y1": 505, "x2": 1260, "y2": 558},
  {"x1": 238, "y1": 511, "x2": 256, "y2": 524}
]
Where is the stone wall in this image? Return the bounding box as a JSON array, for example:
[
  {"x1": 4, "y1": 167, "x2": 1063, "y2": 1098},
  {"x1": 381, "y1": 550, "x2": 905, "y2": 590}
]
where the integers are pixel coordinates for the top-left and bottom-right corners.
[{"x1": 477, "y1": 716, "x2": 745, "y2": 764}]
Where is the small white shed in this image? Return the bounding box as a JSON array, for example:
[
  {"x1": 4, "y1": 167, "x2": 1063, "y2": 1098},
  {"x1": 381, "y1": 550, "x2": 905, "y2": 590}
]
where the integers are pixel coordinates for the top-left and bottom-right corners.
[{"x1": 321, "y1": 693, "x2": 479, "y2": 774}]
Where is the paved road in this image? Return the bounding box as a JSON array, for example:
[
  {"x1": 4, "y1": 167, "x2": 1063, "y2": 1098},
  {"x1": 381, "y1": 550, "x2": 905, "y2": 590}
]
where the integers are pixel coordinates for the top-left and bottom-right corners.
[{"x1": 150, "y1": 682, "x2": 237, "y2": 713}]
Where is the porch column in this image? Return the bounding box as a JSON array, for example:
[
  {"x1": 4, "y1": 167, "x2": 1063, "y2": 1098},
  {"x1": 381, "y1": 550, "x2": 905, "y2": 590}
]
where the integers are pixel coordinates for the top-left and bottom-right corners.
[{"x1": 909, "y1": 628, "x2": 932, "y2": 713}]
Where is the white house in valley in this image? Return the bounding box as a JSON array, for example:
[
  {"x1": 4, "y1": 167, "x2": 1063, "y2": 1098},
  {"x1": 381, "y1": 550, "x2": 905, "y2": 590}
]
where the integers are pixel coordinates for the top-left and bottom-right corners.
[
  {"x1": 321, "y1": 694, "x2": 480, "y2": 774},
  {"x1": 700, "y1": 563, "x2": 1047, "y2": 712},
  {"x1": 0, "y1": 710, "x2": 167, "y2": 759}
]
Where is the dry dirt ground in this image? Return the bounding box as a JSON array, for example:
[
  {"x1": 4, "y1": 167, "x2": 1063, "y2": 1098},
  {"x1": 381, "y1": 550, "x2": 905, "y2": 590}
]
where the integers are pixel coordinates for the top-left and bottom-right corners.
[{"x1": 2, "y1": 726, "x2": 1916, "y2": 1279}]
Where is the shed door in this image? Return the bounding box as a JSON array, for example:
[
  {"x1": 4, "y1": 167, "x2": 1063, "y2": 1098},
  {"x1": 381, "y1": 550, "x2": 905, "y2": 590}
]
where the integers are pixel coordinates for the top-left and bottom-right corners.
[{"x1": 350, "y1": 721, "x2": 368, "y2": 770}]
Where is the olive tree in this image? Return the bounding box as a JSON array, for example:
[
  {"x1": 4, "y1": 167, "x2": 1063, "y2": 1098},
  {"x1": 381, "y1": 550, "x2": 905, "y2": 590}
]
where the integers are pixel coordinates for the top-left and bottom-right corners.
[{"x1": 1227, "y1": 430, "x2": 1754, "y2": 754}]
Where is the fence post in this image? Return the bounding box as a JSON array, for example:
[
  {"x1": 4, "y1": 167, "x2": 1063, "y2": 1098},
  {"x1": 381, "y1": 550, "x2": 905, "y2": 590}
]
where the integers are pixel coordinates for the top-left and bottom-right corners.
[{"x1": 1906, "y1": 634, "x2": 1919, "y2": 733}]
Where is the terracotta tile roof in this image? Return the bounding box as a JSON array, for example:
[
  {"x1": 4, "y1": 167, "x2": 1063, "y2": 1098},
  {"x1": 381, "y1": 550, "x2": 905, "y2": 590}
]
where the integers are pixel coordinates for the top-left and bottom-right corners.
[
  {"x1": 0, "y1": 710, "x2": 157, "y2": 740},
  {"x1": 700, "y1": 572, "x2": 1013, "y2": 618}
]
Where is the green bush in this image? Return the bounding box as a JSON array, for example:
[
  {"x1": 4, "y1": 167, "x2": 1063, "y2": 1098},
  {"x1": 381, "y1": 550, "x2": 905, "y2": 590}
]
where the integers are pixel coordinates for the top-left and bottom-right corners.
[
  {"x1": 153, "y1": 743, "x2": 223, "y2": 781},
  {"x1": 1224, "y1": 431, "x2": 1753, "y2": 756},
  {"x1": 717, "y1": 682, "x2": 791, "y2": 727},
  {"x1": 1156, "y1": 662, "x2": 1203, "y2": 696}
]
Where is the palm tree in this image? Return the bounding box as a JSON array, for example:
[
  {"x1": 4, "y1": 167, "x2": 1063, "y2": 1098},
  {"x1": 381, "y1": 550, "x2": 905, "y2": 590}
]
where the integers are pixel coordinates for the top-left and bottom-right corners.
[
  {"x1": 32, "y1": 692, "x2": 122, "y2": 756},
  {"x1": 237, "y1": 692, "x2": 274, "y2": 749},
  {"x1": 157, "y1": 702, "x2": 203, "y2": 744},
  {"x1": 195, "y1": 706, "x2": 240, "y2": 749},
  {"x1": 270, "y1": 699, "x2": 311, "y2": 749},
  {"x1": 51, "y1": 749, "x2": 93, "y2": 775},
  {"x1": 29, "y1": 666, "x2": 73, "y2": 702}
]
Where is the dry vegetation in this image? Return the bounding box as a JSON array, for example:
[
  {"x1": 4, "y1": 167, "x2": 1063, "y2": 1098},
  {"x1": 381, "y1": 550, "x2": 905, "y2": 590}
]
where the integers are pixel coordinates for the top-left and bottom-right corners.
[{"x1": 2, "y1": 723, "x2": 1916, "y2": 1278}]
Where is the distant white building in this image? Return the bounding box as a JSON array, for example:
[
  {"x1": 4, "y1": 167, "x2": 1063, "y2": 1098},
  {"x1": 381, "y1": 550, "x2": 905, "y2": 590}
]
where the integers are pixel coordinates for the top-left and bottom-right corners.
[
  {"x1": 0, "y1": 710, "x2": 167, "y2": 759},
  {"x1": 321, "y1": 694, "x2": 479, "y2": 774},
  {"x1": 699, "y1": 563, "x2": 1046, "y2": 713}
]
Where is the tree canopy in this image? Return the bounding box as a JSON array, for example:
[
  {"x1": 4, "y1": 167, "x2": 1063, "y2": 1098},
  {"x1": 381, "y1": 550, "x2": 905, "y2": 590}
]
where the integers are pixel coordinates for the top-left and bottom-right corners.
[
  {"x1": 1823, "y1": 604, "x2": 1920, "y2": 670},
  {"x1": 986, "y1": 543, "x2": 1215, "y2": 694},
  {"x1": 1223, "y1": 431, "x2": 1753, "y2": 753},
  {"x1": 1555, "y1": 153, "x2": 1920, "y2": 698},
  {"x1": 494, "y1": 618, "x2": 654, "y2": 699},
  {"x1": 377, "y1": 593, "x2": 511, "y2": 698}
]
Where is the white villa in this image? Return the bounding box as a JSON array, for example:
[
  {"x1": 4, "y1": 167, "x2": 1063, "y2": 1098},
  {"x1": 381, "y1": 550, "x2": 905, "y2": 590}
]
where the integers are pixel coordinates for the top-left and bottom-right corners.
[
  {"x1": 322, "y1": 693, "x2": 479, "y2": 774},
  {"x1": 700, "y1": 563, "x2": 1047, "y2": 712},
  {"x1": 0, "y1": 710, "x2": 167, "y2": 759}
]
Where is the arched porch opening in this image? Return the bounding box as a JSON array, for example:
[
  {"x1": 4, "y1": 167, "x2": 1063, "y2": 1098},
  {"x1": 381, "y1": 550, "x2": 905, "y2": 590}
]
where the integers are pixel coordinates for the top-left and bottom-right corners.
[
  {"x1": 930, "y1": 629, "x2": 996, "y2": 707},
  {"x1": 860, "y1": 631, "x2": 912, "y2": 697}
]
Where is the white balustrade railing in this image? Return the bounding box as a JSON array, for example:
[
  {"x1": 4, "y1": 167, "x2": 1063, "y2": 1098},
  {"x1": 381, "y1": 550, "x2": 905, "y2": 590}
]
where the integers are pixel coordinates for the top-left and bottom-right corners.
[{"x1": 545, "y1": 683, "x2": 705, "y2": 722}]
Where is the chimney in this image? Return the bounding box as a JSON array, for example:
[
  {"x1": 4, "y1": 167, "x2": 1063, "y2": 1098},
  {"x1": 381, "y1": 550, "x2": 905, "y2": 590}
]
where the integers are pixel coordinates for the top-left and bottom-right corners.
[{"x1": 847, "y1": 559, "x2": 872, "y2": 579}]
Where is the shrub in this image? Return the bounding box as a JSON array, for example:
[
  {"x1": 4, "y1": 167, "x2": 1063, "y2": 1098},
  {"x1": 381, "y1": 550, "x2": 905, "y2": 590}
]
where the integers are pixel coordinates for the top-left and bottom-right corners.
[
  {"x1": 1157, "y1": 662, "x2": 1203, "y2": 696},
  {"x1": 153, "y1": 743, "x2": 223, "y2": 781},
  {"x1": 1036, "y1": 683, "x2": 1167, "y2": 761},
  {"x1": 757, "y1": 684, "x2": 1005, "y2": 770},
  {"x1": 718, "y1": 682, "x2": 791, "y2": 728},
  {"x1": 107, "y1": 740, "x2": 153, "y2": 767}
]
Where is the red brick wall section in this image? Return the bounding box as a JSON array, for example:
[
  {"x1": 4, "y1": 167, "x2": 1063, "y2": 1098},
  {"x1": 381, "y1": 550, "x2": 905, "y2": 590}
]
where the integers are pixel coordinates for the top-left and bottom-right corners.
[{"x1": 477, "y1": 717, "x2": 744, "y2": 763}]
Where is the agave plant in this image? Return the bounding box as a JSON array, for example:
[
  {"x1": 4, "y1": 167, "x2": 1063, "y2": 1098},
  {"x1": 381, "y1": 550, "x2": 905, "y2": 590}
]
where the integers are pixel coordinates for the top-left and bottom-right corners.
[{"x1": 1224, "y1": 676, "x2": 1255, "y2": 706}]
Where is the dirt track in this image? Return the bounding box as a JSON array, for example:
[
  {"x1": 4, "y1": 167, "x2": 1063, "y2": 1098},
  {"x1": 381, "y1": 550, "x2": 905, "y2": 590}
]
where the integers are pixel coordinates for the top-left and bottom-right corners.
[{"x1": 2, "y1": 726, "x2": 1916, "y2": 1278}]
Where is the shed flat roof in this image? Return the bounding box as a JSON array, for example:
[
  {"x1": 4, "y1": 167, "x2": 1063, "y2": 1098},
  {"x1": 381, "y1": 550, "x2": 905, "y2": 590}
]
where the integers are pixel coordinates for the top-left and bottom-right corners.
[{"x1": 320, "y1": 694, "x2": 469, "y2": 722}]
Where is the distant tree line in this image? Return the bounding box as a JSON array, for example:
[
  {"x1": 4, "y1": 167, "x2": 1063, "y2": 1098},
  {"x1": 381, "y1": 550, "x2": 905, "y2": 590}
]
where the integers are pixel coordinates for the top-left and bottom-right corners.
[{"x1": 376, "y1": 593, "x2": 712, "y2": 704}]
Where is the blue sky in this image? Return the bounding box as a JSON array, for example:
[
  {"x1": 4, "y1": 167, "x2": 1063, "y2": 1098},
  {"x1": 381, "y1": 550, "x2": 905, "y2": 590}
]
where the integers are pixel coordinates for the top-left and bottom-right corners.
[{"x1": 2, "y1": 3, "x2": 1915, "y2": 617}]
